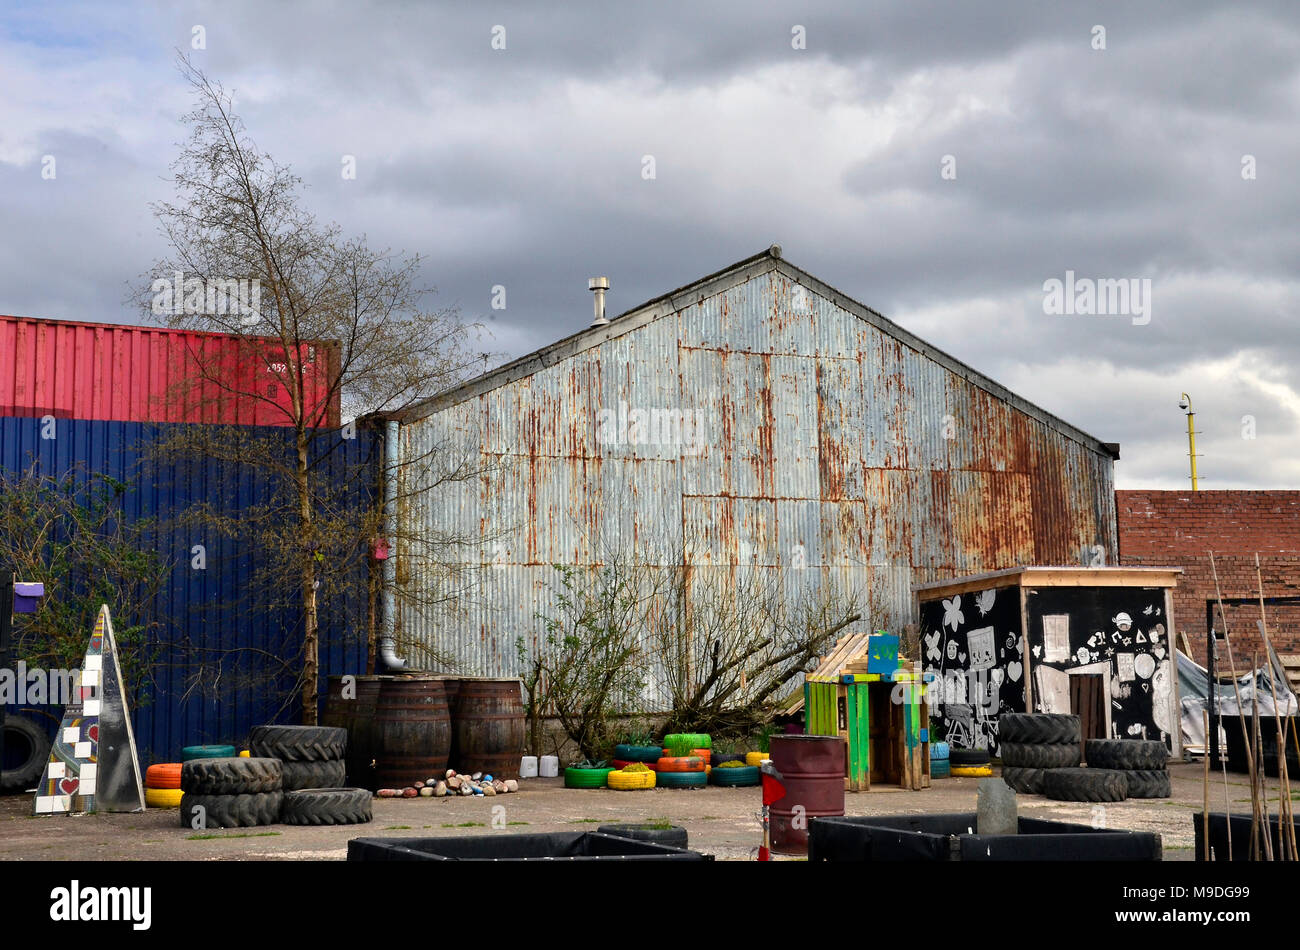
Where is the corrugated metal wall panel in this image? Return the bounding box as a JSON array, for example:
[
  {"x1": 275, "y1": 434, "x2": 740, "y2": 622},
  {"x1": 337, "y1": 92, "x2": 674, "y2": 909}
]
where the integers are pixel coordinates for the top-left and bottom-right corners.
[
  {"x1": 0, "y1": 315, "x2": 339, "y2": 427},
  {"x1": 1, "y1": 417, "x2": 375, "y2": 761},
  {"x1": 396, "y1": 266, "x2": 1118, "y2": 682}
]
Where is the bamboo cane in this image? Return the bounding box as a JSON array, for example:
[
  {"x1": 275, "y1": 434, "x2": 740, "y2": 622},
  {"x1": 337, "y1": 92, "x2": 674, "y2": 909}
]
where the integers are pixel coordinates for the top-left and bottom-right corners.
[
  {"x1": 1254, "y1": 554, "x2": 1298, "y2": 860},
  {"x1": 1210, "y1": 552, "x2": 1262, "y2": 858},
  {"x1": 1254, "y1": 651, "x2": 1273, "y2": 861},
  {"x1": 1222, "y1": 748, "x2": 1234, "y2": 861},
  {"x1": 1203, "y1": 708, "x2": 1211, "y2": 861}
]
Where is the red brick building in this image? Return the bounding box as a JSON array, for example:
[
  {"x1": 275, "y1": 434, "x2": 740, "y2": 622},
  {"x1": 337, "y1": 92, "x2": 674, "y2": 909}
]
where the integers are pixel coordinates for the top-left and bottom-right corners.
[{"x1": 1116, "y1": 490, "x2": 1300, "y2": 666}]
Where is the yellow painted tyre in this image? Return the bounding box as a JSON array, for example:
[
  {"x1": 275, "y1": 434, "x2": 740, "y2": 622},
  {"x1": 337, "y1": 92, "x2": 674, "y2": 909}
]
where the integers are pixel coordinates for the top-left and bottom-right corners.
[
  {"x1": 745, "y1": 752, "x2": 768, "y2": 767},
  {"x1": 146, "y1": 787, "x2": 184, "y2": 808},
  {"x1": 950, "y1": 764, "x2": 994, "y2": 778},
  {"x1": 606, "y1": 769, "x2": 656, "y2": 790},
  {"x1": 239, "y1": 750, "x2": 251, "y2": 757}
]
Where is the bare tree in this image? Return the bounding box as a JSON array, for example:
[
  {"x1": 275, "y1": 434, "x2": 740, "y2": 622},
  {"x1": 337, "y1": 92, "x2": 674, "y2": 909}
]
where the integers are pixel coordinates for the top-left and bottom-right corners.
[{"x1": 142, "y1": 57, "x2": 483, "y2": 723}]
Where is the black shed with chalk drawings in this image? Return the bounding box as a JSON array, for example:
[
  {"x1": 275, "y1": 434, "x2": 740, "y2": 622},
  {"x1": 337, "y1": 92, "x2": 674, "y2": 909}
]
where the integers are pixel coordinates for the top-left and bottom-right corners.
[{"x1": 914, "y1": 567, "x2": 1183, "y2": 758}]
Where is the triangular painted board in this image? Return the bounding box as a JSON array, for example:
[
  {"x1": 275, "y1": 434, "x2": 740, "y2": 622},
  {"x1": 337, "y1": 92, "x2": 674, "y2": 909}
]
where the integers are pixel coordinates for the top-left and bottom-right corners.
[{"x1": 32, "y1": 605, "x2": 145, "y2": 814}]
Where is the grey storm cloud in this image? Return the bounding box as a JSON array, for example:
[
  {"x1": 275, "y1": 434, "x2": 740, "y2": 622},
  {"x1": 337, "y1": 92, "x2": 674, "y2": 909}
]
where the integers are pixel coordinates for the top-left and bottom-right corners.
[{"x1": 0, "y1": 0, "x2": 1297, "y2": 488}]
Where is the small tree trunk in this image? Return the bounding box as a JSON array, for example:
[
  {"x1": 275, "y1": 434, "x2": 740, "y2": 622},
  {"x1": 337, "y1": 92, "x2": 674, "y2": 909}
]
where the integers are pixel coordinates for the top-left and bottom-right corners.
[{"x1": 296, "y1": 430, "x2": 319, "y2": 725}]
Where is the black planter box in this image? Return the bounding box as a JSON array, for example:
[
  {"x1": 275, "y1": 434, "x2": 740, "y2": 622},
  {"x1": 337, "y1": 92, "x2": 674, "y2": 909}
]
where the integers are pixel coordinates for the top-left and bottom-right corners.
[
  {"x1": 347, "y1": 831, "x2": 713, "y2": 862},
  {"x1": 1193, "y1": 811, "x2": 1300, "y2": 861},
  {"x1": 1219, "y1": 716, "x2": 1299, "y2": 778},
  {"x1": 808, "y1": 812, "x2": 1161, "y2": 861}
]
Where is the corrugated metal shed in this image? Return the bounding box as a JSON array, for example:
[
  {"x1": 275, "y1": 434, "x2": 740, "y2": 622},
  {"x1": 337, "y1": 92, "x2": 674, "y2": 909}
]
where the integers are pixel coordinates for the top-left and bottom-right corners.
[
  {"x1": 1, "y1": 417, "x2": 375, "y2": 761},
  {"x1": 394, "y1": 247, "x2": 1120, "y2": 698},
  {"x1": 0, "y1": 315, "x2": 340, "y2": 427}
]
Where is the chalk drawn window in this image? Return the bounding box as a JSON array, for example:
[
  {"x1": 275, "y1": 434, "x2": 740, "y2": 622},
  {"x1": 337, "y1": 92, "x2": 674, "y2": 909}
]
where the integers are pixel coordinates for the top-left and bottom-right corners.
[
  {"x1": 1042, "y1": 614, "x2": 1070, "y2": 663},
  {"x1": 967, "y1": 626, "x2": 996, "y2": 672}
]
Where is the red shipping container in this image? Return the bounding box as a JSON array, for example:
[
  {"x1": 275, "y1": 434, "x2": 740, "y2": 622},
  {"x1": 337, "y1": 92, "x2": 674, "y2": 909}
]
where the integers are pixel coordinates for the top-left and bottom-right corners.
[{"x1": 0, "y1": 315, "x2": 340, "y2": 427}]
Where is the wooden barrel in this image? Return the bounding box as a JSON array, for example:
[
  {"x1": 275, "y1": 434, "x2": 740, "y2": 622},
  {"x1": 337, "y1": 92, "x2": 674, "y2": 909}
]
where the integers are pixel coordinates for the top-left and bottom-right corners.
[
  {"x1": 372, "y1": 675, "x2": 452, "y2": 787},
  {"x1": 322, "y1": 675, "x2": 388, "y2": 790},
  {"x1": 453, "y1": 678, "x2": 525, "y2": 779}
]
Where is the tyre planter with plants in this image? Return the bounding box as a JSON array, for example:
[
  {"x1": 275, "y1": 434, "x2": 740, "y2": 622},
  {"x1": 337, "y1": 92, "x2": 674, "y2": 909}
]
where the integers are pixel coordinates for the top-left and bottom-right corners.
[
  {"x1": 564, "y1": 765, "x2": 615, "y2": 789},
  {"x1": 656, "y1": 756, "x2": 705, "y2": 773},
  {"x1": 710, "y1": 751, "x2": 745, "y2": 767},
  {"x1": 664, "y1": 733, "x2": 710, "y2": 750},
  {"x1": 607, "y1": 767, "x2": 657, "y2": 790},
  {"x1": 613, "y1": 744, "x2": 663, "y2": 763},
  {"x1": 656, "y1": 770, "x2": 708, "y2": 789},
  {"x1": 711, "y1": 764, "x2": 760, "y2": 787}
]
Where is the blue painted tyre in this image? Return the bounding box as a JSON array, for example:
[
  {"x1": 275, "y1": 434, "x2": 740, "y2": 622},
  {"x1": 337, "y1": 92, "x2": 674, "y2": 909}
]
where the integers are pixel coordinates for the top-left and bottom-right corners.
[
  {"x1": 711, "y1": 765, "x2": 760, "y2": 787},
  {"x1": 931, "y1": 759, "x2": 951, "y2": 778},
  {"x1": 930, "y1": 741, "x2": 950, "y2": 761},
  {"x1": 656, "y1": 770, "x2": 708, "y2": 789},
  {"x1": 182, "y1": 745, "x2": 238, "y2": 761},
  {"x1": 613, "y1": 744, "x2": 663, "y2": 763}
]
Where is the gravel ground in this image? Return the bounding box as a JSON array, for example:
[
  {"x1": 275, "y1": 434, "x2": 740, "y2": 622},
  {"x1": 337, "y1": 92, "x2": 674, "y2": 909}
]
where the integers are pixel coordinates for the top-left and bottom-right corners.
[{"x1": 0, "y1": 760, "x2": 1277, "y2": 861}]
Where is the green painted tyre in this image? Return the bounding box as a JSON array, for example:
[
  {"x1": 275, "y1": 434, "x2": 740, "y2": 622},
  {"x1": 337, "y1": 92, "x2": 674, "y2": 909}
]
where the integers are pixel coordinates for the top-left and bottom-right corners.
[
  {"x1": 664, "y1": 733, "x2": 711, "y2": 750},
  {"x1": 614, "y1": 744, "x2": 663, "y2": 763},
  {"x1": 181, "y1": 745, "x2": 238, "y2": 761},
  {"x1": 564, "y1": 767, "x2": 614, "y2": 789},
  {"x1": 656, "y1": 770, "x2": 708, "y2": 789},
  {"x1": 711, "y1": 765, "x2": 760, "y2": 787}
]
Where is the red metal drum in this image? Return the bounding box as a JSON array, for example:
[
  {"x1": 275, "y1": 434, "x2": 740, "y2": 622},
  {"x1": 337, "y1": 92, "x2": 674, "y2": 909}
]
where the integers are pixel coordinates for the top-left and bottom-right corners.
[{"x1": 768, "y1": 735, "x2": 846, "y2": 855}]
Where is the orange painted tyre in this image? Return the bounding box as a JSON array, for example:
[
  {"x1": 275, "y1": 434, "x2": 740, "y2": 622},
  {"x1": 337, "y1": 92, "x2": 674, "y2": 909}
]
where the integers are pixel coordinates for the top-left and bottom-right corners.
[
  {"x1": 656, "y1": 756, "x2": 705, "y2": 773},
  {"x1": 146, "y1": 763, "x2": 183, "y2": 790},
  {"x1": 691, "y1": 749, "x2": 711, "y2": 764}
]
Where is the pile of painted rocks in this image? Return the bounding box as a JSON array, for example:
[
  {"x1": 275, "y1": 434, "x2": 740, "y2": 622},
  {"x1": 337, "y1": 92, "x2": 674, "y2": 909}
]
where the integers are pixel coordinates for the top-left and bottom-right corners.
[{"x1": 376, "y1": 769, "x2": 521, "y2": 799}]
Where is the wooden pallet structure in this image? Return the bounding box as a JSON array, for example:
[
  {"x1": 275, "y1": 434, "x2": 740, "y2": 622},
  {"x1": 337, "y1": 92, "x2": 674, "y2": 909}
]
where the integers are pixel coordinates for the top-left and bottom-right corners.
[
  {"x1": 787, "y1": 631, "x2": 931, "y2": 792},
  {"x1": 1280, "y1": 655, "x2": 1300, "y2": 698}
]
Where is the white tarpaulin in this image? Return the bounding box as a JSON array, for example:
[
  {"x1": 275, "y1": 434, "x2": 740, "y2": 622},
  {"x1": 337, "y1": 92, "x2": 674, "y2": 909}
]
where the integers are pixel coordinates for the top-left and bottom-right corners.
[{"x1": 1179, "y1": 649, "x2": 1297, "y2": 750}]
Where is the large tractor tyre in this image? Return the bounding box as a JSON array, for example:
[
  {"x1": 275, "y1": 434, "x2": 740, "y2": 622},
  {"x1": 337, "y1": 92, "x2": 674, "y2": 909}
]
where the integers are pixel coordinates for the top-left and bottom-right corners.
[
  {"x1": 1084, "y1": 739, "x2": 1168, "y2": 771},
  {"x1": 280, "y1": 758, "x2": 346, "y2": 791},
  {"x1": 179, "y1": 791, "x2": 283, "y2": 829},
  {"x1": 997, "y1": 714, "x2": 1081, "y2": 746},
  {"x1": 1041, "y1": 768, "x2": 1129, "y2": 803},
  {"x1": 1000, "y1": 766, "x2": 1046, "y2": 795},
  {"x1": 1122, "y1": 769, "x2": 1172, "y2": 799},
  {"x1": 248, "y1": 725, "x2": 346, "y2": 762},
  {"x1": 181, "y1": 757, "x2": 283, "y2": 795},
  {"x1": 281, "y1": 787, "x2": 373, "y2": 825},
  {"x1": 998, "y1": 742, "x2": 1081, "y2": 770},
  {"x1": 598, "y1": 823, "x2": 689, "y2": 849},
  {"x1": 1, "y1": 716, "x2": 51, "y2": 793}
]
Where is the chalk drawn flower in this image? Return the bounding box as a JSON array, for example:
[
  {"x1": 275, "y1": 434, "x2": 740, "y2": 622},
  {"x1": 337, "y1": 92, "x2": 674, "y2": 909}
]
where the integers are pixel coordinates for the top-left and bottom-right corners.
[
  {"x1": 975, "y1": 589, "x2": 996, "y2": 616},
  {"x1": 942, "y1": 596, "x2": 964, "y2": 631}
]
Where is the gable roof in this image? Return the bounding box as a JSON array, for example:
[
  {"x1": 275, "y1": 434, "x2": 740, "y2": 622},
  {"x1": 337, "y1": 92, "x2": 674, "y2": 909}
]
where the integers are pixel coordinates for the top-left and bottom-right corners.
[{"x1": 400, "y1": 245, "x2": 1119, "y2": 460}]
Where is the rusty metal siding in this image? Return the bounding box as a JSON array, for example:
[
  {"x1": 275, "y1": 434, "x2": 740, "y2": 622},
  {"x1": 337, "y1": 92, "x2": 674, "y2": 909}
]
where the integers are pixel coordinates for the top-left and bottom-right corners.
[{"x1": 396, "y1": 265, "x2": 1117, "y2": 685}]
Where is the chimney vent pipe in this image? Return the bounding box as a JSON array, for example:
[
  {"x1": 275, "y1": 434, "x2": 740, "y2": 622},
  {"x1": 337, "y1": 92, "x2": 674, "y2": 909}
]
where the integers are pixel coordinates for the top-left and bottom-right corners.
[{"x1": 589, "y1": 277, "x2": 610, "y2": 326}]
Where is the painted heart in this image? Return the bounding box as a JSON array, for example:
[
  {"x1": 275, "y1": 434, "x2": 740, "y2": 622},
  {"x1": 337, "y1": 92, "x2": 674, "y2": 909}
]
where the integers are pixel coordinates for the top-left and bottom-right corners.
[
  {"x1": 59, "y1": 778, "x2": 79, "y2": 795},
  {"x1": 87, "y1": 724, "x2": 99, "y2": 742},
  {"x1": 958, "y1": 653, "x2": 967, "y2": 663},
  {"x1": 80, "y1": 686, "x2": 94, "y2": 701},
  {"x1": 1007, "y1": 661, "x2": 1023, "y2": 682},
  {"x1": 90, "y1": 636, "x2": 102, "y2": 651},
  {"x1": 1153, "y1": 646, "x2": 1166, "y2": 660}
]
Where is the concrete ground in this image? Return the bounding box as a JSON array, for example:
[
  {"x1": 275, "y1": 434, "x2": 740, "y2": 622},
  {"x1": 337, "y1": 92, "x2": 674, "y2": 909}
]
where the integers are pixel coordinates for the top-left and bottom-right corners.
[{"x1": 0, "y1": 760, "x2": 1283, "y2": 861}]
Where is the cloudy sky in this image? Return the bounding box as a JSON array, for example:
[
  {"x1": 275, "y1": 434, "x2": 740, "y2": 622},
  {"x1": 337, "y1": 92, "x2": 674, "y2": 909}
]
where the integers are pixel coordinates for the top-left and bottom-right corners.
[{"x1": 2, "y1": 1, "x2": 1297, "y2": 489}]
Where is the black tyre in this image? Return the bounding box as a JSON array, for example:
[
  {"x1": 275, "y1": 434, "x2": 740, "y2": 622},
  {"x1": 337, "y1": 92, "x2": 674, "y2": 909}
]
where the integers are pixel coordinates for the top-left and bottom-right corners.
[
  {"x1": 1, "y1": 716, "x2": 50, "y2": 793},
  {"x1": 280, "y1": 758, "x2": 346, "y2": 791},
  {"x1": 1001, "y1": 766, "x2": 1045, "y2": 795},
  {"x1": 1122, "y1": 769, "x2": 1172, "y2": 799},
  {"x1": 711, "y1": 752, "x2": 746, "y2": 767},
  {"x1": 1084, "y1": 739, "x2": 1168, "y2": 771},
  {"x1": 181, "y1": 757, "x2": 282, "y2": 794},
  {"x1": 998, "y1": 714, "x2": 1081, "y2": 745},
  {"x1": 248, "y1": 725, "x2": 346, "y2": 762},
  {"x1": 1041, "y1": 767, "x2": 1128, "y2": 803},
  {"x1": 999, "y1": 742, "x2": 1081, "y2": 770},
  {"x1": 597, "y1": 823, "x2": 688, "y2": 849},
  {"x1": 179, "y1": 791, "x2": 283, "y2": 828},
  {"x1": 281, "y1": 787, "x2": 373, "y2": 825},
  {"x1": 949, "y1": 748, "x2": 991, "y2": 766}
]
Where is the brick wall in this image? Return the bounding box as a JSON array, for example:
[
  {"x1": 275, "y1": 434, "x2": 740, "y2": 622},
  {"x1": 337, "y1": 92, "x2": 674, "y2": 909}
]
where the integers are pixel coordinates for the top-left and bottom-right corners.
[{"x1": 1117, "y1": 491, "x2": 1300, "y2": 666}]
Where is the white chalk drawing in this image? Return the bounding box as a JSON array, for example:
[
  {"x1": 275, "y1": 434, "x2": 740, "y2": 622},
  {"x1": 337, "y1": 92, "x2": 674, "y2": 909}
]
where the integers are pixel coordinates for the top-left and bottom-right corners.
[
  {"x1": 925, "y1": 630, "x2": 942, "y2": 662},
  {"x1": 1032, "y1": 644, "x2": 1042, "y2": 659},
  {"x1": 1112, "y1": 612, "x2": 1133, "y2": 632},
  {"x1": 968, "y1": 626, "x2": 996, "y2": 671},
  {"x1": 1135, "y1": 631, "x2": 1147, "y2": 644},
  {"x1": 1110, "y1": 675, "x2": 1131, "y2": 700},
  {"x1": 1116, "y1": 653, "x2": 1136, "y2": 682},
  {"x1": 1087, "y1": 632, "x2": 1103, "y2": 648},
  {"x1": 1142, "y1": 605, "x2": 1154, "y2": 616},
  {"x1": 942, "y1": 596, "x2": 964, "y2": 631},
  {"x1": 1150, "y1": 624, "x2": 1163, "y2": 643},
  {"x1": 1151, "y1": 660, "x2": 1173, "y2": 735},
  {"x1": 1034, "y1": 666, "x2": 1071, "y2": 714},
  {"x1": 1152, "y1": 645, "x2": 1166, "y2": 660},
  {"x1": 1007, "y1": 660, "x2": 1023, "y2": 682},
  {"x1": 1133, "y1": 653, "x2": 1156, "y2": 680},
  {"x1": 958, "y1": 652, "x2": 966, "y2": 663},
  {"x1": 946, "y1": 640, "x2": 958, "y2": 661},
  {"x1": 1005, "y1": 633, "x2": 1016, "y2": 651},
  {"x1": 1042, "y1": 614, "x2": 1070, "y2": 662},
  {"x1": 1105, "y1": 647, "x2": 1115, "y2": 658},
  {"x1": 1074, "y1": 646, "x2": 1091, "y2": 665},
  {"x1": 1127, "y1": 723, "x2": 1144, "y2": 736},
  {"x1": 975, "y1": 588, "x2": 996, "y2": 616}
]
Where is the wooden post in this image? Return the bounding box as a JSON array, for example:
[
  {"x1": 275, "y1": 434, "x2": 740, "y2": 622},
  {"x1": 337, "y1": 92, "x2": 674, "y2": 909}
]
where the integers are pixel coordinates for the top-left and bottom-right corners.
[{"x1": 1203, "y1": 709, "x2": 1211, "y2": 861}]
